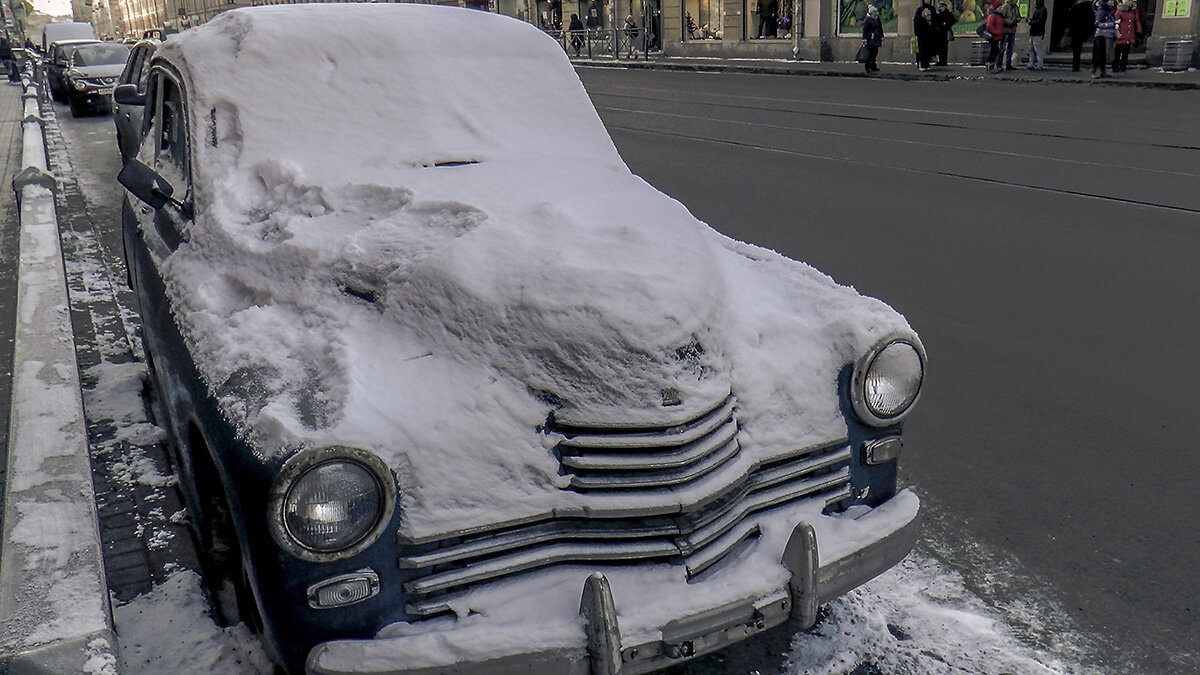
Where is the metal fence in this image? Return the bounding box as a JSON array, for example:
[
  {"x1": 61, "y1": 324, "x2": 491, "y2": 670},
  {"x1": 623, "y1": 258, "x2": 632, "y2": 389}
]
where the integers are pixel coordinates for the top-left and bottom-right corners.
[{"x1": 546, "y1": 27, "x2": 658, "y2": 60}]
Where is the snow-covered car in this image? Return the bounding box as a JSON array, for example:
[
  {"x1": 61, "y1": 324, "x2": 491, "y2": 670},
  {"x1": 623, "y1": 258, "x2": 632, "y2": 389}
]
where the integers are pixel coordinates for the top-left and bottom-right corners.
[
  {"x1": 62, "y1": 41, "x2": 129, "y2": 117},
  {"x1": 116, "y1": 5, "x2": 924, "y2": 674}
]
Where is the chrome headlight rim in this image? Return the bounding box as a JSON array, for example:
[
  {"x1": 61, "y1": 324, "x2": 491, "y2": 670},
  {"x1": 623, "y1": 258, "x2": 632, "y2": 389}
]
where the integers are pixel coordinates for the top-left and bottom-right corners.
[
  {"x1": 850, "y1": 334, "x2": 926, "y2": 427},
  {"x1": 267, "y1": 446, "x2": 396, "y2": 562}
]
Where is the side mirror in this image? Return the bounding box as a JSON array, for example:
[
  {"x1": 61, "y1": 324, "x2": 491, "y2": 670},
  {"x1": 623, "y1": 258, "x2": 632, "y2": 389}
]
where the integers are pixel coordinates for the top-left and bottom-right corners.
[
  {"x1": 54, "y1": 59, "x2": 67, "y2": 67},
  {"x1": 118, "y1": 158, "x2": 174, "y2": 210},
  {"x1": 113, "y1": 83, "x2": 145, "y2": 106}
]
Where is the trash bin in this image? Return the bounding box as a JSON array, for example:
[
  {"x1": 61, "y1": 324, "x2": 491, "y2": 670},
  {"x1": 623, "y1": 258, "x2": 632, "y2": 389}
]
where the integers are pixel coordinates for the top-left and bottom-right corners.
[
  {"x1": 1162, "y1": 38, "x2": 1196, "y2": 71},
  {"x1": 971, "y1": 40, "x2": 990, "y2": 66}
]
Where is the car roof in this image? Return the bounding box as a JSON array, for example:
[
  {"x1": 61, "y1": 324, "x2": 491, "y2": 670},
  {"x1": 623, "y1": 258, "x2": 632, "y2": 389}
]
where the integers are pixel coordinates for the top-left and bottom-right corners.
[{"x1": 157, "y1": 4, "x2": 621, "y2": 186}]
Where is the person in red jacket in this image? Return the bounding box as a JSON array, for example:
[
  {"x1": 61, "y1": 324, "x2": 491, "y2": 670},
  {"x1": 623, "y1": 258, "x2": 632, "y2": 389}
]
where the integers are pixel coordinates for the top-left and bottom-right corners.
[
  {"x1": 1112, "y1": 1, "x2": 1142, "y2": 72},
  {"x1": 985, "y1": 1, "x2": 1005, "y2": 73}
]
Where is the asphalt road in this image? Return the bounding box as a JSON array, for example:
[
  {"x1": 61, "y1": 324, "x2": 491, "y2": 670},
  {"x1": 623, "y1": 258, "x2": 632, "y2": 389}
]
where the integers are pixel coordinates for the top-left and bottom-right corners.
[{"x1": 578, "y1": 67, "x2": 1200, "y2": 673}]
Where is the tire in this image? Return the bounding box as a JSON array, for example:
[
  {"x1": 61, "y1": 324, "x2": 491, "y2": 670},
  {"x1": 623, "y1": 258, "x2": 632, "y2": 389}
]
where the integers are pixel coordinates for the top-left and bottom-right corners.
[
  {"x1": 187, "y1": 427, "x2": 263, "y2": 634},
  {"x1": 68, "y1": 95, "x2": 82, "y2": 118}
]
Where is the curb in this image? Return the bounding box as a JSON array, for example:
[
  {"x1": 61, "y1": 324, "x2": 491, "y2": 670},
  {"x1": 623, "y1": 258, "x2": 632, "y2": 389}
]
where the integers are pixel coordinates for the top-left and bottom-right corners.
[
  {"x1": 572, "y1": 57, "x2": 1200, "y2": 90},
  {"x1": 0, "y1": 65, "x2": 121, "y2": 674}
]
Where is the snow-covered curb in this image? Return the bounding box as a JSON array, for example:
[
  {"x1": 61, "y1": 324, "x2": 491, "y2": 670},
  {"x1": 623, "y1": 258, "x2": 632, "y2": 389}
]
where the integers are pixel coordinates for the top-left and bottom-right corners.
[{"x1": 0, "y1": 66, "x2": 121, "y2": 674}]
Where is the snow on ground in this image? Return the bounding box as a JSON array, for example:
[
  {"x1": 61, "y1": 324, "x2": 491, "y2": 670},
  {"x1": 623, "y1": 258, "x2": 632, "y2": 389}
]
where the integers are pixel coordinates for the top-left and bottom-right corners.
[{"x1": 114, "y1": 571, "x2": 273, "y2": 674}]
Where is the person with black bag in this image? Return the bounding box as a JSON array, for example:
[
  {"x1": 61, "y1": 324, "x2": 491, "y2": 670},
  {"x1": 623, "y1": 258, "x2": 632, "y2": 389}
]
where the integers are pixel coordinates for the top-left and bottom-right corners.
[
  {"x1": 862, "y1": 5, "x2": 884, "y2": 73},
  {"x1": 933, "y1": 1, "x2": 957, "y2": 66}
]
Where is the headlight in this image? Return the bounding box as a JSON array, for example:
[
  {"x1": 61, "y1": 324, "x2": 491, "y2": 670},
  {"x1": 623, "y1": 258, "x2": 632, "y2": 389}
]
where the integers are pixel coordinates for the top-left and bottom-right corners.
[
  {"x1": 851, "y1": 337, "x2": 925, "y2": 426},
  {"x1": 73, "y1": 79, "x2": 86, "y2": 90},
  {"x1": 268, "y1": 447, "x2": 397, "y2": 561}
]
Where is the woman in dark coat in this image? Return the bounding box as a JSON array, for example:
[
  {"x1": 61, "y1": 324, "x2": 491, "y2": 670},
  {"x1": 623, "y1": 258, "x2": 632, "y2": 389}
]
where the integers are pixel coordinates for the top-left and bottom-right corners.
[
  {"x1": 913, "y1": 1, "x2": 938, "y2": 70},
  {"x1": 1067, "y1": 0, "x2": 1095, "y2": 71},
  {"x1": 862, "y1": 5, "x2": 884, "y2": 73},
  {"x1": 932, "y1": 1, "x2": 957, "y2": 66}
]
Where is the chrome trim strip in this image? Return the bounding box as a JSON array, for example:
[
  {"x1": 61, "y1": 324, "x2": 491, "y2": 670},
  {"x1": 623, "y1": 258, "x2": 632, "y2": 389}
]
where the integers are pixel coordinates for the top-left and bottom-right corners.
[
  {"x1": 404, "y1": 540, "x2": 679, "y2": 597},
  {"x1": 682, "y1": 468, "x2": 850, "y2": 554},
  {"x1": 561, "y1": 420, "x2": 739, "y2": 471},
  {"x1": 399, "y1": 520, "x2": 680, "y2": 570},
  {"x1": 568, "y1": 438, "x2": 741, "y2": 490},
  {"x1": 685, "y1": 521, "x2": 760, "y2": 578},
  {"x1": 557, "y1": 397, "x2": 737, "y2": 450}
]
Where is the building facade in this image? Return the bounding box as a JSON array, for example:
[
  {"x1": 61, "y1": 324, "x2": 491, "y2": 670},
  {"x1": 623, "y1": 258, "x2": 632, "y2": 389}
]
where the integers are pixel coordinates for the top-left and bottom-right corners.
[
  {"x1": 657, "y1": 0, "x2": 1196, "y2": 66},
  {"x1": 84, "y1": 0, "x2": 1194, "y2": 65}
]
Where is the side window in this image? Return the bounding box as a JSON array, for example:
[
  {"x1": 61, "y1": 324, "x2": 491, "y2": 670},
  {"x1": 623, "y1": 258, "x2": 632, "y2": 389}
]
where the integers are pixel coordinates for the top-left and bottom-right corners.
[{"x1": 157, "y1": 76, "x2": 188, "y2": 181}]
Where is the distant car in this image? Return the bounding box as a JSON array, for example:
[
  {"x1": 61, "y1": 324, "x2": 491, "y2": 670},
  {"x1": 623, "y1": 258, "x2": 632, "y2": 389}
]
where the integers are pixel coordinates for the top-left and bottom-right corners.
[
  {"x1": 118, "y1": 5, "x2": 924, "y2": 674},
  {"x1": 112, "y1": 39, "x2": 157, "y2": 161},
  {"x1": 62, "y1": 42, "x2": 129, "y2": 117},
  {"x1": 45, "y1": 38, "x2": 100, "y2": 102}
]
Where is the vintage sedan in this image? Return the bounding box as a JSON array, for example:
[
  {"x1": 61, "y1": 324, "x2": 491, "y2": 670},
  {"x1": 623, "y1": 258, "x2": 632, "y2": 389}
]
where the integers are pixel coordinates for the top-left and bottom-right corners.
[{"x1": 118, "y1": 5, "x2": 924, "y2": 674}]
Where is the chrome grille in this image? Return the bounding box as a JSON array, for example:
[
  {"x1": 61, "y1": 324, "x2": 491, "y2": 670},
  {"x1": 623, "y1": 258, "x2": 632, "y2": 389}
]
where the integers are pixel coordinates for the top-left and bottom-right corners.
[
  {"x1": 553, "y1": 395, "x2": 741, "y2": 490},
  {"x1": 399, "y1": 439, "x2": 851, "y2": 617}
]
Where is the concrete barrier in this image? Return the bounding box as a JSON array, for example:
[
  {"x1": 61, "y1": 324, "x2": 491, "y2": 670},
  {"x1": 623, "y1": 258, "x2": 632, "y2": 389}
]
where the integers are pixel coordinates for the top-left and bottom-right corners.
[{"x1": 0, "y1": 62, "x2": 121, "y2": 675}]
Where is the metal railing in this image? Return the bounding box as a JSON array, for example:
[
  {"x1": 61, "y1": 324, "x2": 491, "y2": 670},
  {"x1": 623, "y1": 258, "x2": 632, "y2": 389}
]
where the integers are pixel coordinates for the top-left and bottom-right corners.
[{"x1": 546, "y1": 27, "x2": 658, "y2": 60}]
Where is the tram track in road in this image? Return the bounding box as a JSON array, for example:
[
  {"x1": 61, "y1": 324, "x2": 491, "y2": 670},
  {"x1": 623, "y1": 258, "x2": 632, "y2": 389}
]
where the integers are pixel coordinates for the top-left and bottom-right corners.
[
  {"x1": 585, "y1": 84, "x2": 1200, "y2": 151},
  {"x1": 604, "y1": 123, "x2": 1200, "y2": 216},
  {"x1": 597, "y1": 105, "x2": 1200, "y2": 180}
]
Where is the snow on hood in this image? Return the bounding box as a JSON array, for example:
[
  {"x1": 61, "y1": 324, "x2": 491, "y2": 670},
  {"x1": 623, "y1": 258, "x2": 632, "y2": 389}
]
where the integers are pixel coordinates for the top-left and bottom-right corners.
[{"x1": 151, "y1": 5, "x2": 914, "y2": 537}]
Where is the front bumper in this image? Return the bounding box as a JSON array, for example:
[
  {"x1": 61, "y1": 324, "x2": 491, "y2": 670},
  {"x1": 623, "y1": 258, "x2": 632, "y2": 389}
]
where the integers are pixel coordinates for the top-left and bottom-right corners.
[{"x1": 307, "y1": 489, "x2": 920, "y2": 675}]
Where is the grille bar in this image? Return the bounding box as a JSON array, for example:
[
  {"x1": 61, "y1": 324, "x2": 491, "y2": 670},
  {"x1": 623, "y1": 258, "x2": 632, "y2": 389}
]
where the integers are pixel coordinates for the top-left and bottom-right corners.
[
  {"x1": 404, "y1": 539, "x2": 679, "y2": 597},
  {"x1": 556, "y1": 397, "x2": 737, "y2": 450},
  {"x1": 561, "y1": 419, "x2": 739, "y2": 472},
  {"x1": 568, "y1": 437, "x2": 741, "y2": 490}
]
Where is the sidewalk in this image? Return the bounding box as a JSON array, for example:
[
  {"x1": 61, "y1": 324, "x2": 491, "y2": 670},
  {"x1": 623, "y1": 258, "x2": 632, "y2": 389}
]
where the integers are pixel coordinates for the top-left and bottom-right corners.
[{"x1": 572, "y1": 55, "x2": 1200, "y2": 90}]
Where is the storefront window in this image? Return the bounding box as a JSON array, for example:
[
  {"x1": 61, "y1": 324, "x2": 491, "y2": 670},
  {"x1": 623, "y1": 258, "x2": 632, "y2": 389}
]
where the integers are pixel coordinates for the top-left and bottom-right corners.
[
  {"x1": 837, "y1": 0, "x2": 898, "y2": 35},
  {"x1": 684, "y1": 0, "x2": 723, "y2": 38},
  {"x1": 749, "y1": 0, "x2": 794, "y2": 38}
]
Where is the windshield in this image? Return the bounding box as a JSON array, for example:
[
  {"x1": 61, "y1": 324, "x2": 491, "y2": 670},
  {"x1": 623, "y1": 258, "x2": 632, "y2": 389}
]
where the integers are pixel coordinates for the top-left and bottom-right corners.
[{"x1": 72, "y1": 43, "x2": 130, "y2": 66}]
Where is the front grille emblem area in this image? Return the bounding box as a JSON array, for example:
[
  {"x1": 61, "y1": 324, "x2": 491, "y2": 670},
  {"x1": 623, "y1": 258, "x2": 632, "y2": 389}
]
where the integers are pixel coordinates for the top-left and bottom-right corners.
[
  {"x1": 550, "y1": 394, "x2": 741, "y2": 491},
  {"x1": 661, "y1": 388, "x2": 683, "y2": 407}
]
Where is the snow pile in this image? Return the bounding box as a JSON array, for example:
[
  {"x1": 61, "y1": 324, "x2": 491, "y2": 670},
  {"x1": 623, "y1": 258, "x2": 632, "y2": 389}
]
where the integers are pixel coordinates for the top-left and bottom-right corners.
[
  {"x1": 785, "y1": 555, "x2": 1087, "y2": 675},
  {"x1": 114, "y1": 571, "x2": 273, "y2": 674},
  {"x1": 146, "y1": 4, "x2": 912, "y2": 537}
]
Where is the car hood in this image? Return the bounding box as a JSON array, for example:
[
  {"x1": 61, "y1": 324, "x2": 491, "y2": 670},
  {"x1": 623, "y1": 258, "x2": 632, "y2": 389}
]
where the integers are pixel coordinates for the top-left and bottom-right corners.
[
  {"x1": 69, "y1": 63, "x2": 124, "y2": 78},
  {"x1": 163, "y1": 156, "x2": 912, "y2": 539}
]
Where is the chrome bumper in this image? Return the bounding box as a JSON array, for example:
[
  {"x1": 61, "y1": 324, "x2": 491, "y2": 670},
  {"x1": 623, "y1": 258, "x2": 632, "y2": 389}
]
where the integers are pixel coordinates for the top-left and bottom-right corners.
[{"x1": 307, "y1": 489, "x2": 920, "y2": 675}]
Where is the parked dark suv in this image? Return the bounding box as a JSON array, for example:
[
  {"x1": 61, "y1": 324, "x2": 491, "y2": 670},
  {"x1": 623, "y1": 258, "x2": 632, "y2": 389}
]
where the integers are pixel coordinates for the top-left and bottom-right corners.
[
  {"x1": 45, "y1": 38, "x2": 99, "y2": 103},
  {"x1": 117, "y1": 5, "x2": 925, "y2": 674},
  {"x1": 62, "y1": 42, "x2": 129, "y2": 117}
]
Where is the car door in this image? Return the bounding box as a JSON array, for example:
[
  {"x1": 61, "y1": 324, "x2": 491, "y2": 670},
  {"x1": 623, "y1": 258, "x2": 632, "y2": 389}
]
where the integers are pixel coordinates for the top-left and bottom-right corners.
[
  {"x1": 126, "y1": 66, "x2": 193, "y2": 356},
  {"x1": 114, "y1": 43, "x2": 154, "y2": 162}
]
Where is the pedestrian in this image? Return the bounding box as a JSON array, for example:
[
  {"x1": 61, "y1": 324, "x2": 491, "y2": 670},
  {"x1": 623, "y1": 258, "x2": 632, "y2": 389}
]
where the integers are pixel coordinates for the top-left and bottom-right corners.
[
  {"x1": 1027, "y1": 0, "x2": 1047, "y2": 68},
  {"x1": 1112, "y1": 0, "x2": 1141, "y2": 72},
  {"x1": 933, "y1": 1, "x2": 957, "y2": 66},
  {"x1": 999, "y1": 0, "x2": 1022, "y2": 70},
  {"x1": 914, "y1": 0, "x2": 937, "y2": 70},
  {"x1": 0, "y1": 38, "x2": 14, "y2": 83},
  {"x1": 757, "y1": 0, "x2": 778, "y2": 37},
  {"x1": 623, "y1": 14, "x2": 640, "y2": 58},
  {"x1": 1068, "y1": 0, "x2": 1094, "y2": 71},
  {"x1": 568, "y1": 13, "x2": 585, "y2": 56},
  {"x1": 985, "y1": 0, "x2": 1005, "y2": 73},
  {"x1": 862, "y1": 5, "x2": 884, "y2": 73},
  {"x1": 1092, "y1": 0, "x2": 1116, "y2": 78}
]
